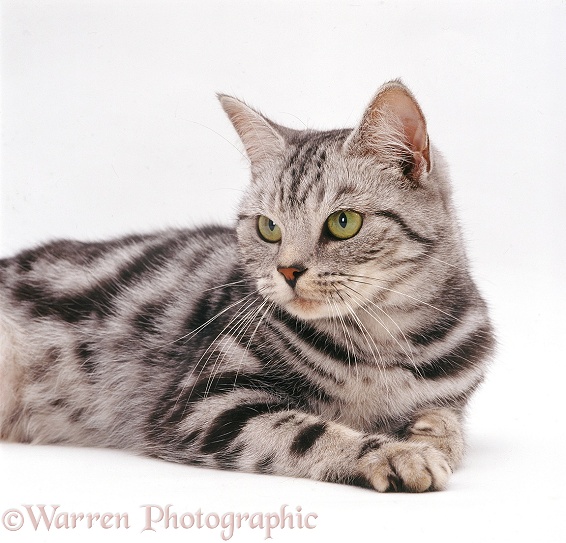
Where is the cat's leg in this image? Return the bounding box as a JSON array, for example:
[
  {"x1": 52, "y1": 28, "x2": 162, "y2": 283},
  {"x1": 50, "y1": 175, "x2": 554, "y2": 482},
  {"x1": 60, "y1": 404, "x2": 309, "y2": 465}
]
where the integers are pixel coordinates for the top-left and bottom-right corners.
[
  {"x1": 406, "y1": 407, "x2": 464, "y2": 469},
  {"x1": 148, "y1": 390, "x2": 452, "y2": 492}
]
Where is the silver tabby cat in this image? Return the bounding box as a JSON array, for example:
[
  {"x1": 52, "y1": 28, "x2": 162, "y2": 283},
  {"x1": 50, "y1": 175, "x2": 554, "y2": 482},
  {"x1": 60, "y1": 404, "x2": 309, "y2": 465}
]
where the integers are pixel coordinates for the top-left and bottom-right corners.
[{"x1": 0, "y1": 81, "x2": 494, "y2": 492}]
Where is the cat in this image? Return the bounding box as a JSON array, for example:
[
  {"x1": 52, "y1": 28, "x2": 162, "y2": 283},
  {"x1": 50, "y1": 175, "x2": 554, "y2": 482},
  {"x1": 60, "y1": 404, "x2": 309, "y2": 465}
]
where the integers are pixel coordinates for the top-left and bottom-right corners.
[{"x1": 0, "y1": 80, "x2": 494, "y2": 492}]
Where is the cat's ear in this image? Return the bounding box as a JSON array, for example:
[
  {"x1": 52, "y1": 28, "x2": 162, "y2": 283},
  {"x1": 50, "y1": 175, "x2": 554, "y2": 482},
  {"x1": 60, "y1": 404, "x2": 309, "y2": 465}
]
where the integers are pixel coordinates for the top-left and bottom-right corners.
[
  {"x1": 346, "y1": 80, "x2": 431, "y2": 184},
  {"x1": 218, "y1": 95, "x2": 285, "y2": 173}
]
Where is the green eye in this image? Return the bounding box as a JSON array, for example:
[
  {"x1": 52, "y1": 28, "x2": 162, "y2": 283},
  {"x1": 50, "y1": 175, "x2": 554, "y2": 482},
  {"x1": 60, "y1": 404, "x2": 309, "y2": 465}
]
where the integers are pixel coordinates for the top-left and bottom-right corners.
[
  {"x1": 326, "y1": 210, "x2": 363, "y2": 240},
  {"x1": 257, "y1": 215, "x2": 282, "y2": 243}
]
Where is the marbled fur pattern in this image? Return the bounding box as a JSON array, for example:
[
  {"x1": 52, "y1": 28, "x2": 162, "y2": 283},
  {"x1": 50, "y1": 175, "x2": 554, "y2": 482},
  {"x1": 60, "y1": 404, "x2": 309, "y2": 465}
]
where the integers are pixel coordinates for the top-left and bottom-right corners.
[{"x1": 0, "y1": 81, "x2": 494, "y2": 492}]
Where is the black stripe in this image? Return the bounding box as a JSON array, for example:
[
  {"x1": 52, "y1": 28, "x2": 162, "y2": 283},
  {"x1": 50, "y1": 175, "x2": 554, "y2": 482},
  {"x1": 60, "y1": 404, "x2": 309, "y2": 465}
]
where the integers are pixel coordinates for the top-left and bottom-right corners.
[
  {"x1": 182, "y1": 266, "x2": 246, "y2": 344},
  {"x1": 70, "y1": 408, "x2": 85, "y2": 423},
  {"x1": 267, "y1": 316, "x2": 346, "y2": 382},
  {"x1": 408, "y1": 277, "x2": 472, "y2": 346},
  {"x1": 200, "y1": 402, "x2": 288, "y2": 454},
  {"x1": 273, "y1": 309, "x2": 357, "y2": 367},
  {"x1": 150, "y1": 366, "x2": 296, "y2": 442},
  {"x1": 262, "y1": 319, "x2": 345, "y2": 385},
  {"x1": 409, "y1": 312, "x2": 462, "y2": 347},
  {"x1": 214, "y1": 441, "x2": 245, "y2": 469},
  {"x1": 357, "y1": 436, "x2": 386, "y2": 459},
  {"x1": 76, "y1": 342, "x2": 98, "y2": 377},
  {"x1": 161, "y1": 372, "x2": 263, "y2": 428},
  {"x1": 296, "y1": 148, "x2": 327, "y2": 204},
  {"x1": 16, "y1": 249, "x2": 39, "y2": 273},
  {"x1": 179, "y1": 429, "x2": 201, "y2": 447},
  {"x1": 14, "y1": 236, "x2": 150, "y2": 273},
  {"x1": 12, "y1": 238, "x2": 183, "y2": 323},
  {"x1": 244, "y1": 335, "x2": 334, "y2": 404},
  {"x1": 404, "y1": 324, "x2": 494, "y2": 380},
  {"x1": 290, "y1": 422, "x2": 327, "y2": 456},
  {"x1": 132, "y1": 301, "x2": 167, "y2": 335},
  {"x1": 255, "y1": 453, "x2": 276, "y2": 474},
  {"x1": 325, "y1": 471, "x2": 374, "y2": 490},
  {"x1": 286, "y1": 130, "x2": 347, "y2": 205},
  {"x1": 278, "y1": 147, "x2": 302, "y2": 206},
  {"x1": 375, "y1": 210, "x2": 434, "y2": 246},
  {"x1": 287, "y1": 145, "x2": 317, "y2": 203}
]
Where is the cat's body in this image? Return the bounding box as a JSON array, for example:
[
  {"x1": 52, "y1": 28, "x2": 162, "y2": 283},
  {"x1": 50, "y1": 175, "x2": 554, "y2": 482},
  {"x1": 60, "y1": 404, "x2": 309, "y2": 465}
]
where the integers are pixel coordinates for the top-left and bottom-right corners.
[{"x1": 0, "y1": 81, "x2": 494, "y2": 491}]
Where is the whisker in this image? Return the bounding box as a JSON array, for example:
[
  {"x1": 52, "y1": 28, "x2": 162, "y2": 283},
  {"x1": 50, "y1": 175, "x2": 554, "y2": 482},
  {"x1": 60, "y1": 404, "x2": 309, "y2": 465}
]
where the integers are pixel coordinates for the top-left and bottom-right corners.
[
  {"x1": 328, "y1": 297, "x2": 356, "y2": 375},
  {"x1": 202, "y1": 279, "x2": 248, "y2": 292},
  {"x1": 168, "y1": 290, "x2": 257, "y2": 346},
  {"x1": 170, "y1": 295, "x2": 262, "y2": 416},
  {"x1": 333, "y1": 287, "x2": 388, "y2": 378},
  {"x1": 340, "y1": 273, "x2": 460, "y2": 320},
  {"x1": 233, "y1": 300, "x2": 276, "y2": 384},
  {"x1": 341, "y1": 283, "x2": 419, "y2": 373},
  {"x1": 425, "y1": 254, "x2": 461, "y2": 269},
  {"x1": 193, "y1": 296, "x2": 260, "y2": 380},
  {"x1": 202, "y1": 297, "x2": 268, "y2": 398}
]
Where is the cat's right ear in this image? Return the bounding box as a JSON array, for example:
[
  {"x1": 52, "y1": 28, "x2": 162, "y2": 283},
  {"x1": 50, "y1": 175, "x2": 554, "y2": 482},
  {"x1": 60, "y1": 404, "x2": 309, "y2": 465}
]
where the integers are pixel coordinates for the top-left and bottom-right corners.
[{"x1": 218, "y1": 95, "x2": 285, "y2": 174}]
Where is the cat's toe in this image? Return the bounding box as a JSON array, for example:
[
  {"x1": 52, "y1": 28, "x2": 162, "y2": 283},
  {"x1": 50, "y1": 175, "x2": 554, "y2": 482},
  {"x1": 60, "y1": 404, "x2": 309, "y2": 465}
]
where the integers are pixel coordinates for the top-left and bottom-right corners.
[{"x1": 360, "y1": 442, "x2": 451, "y2": 493}]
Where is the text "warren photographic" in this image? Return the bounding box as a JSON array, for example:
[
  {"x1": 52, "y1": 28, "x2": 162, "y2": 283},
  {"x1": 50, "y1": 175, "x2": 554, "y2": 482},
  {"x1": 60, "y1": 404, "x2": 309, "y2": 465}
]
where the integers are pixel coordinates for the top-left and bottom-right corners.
[{"x1": 1, "y1": 504, "x2": 318, "y2": 540}]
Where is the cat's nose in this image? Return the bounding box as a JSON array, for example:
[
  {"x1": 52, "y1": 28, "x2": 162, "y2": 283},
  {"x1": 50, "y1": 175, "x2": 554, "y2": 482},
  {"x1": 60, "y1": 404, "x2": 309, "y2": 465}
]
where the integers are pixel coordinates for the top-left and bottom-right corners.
[{"x1": 277, "y1": 266, "x2": 307, "y2": 288}]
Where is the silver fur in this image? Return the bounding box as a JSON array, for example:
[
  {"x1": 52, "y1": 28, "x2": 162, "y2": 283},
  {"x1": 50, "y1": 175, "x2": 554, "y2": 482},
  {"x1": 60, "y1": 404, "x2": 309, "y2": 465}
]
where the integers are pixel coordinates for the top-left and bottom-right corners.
[{"x1": 0, "y1": 81, "x2": 494, "y2": 492}]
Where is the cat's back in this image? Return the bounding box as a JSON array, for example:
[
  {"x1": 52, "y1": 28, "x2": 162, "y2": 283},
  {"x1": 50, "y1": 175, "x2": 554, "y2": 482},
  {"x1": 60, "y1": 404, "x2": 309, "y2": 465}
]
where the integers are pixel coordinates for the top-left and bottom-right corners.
[
  {"x1": 0, "y1": 225, "x2": 243, "y2": 444},
  {"x1": 0, "y1": 224, "x2": 244, "y2": 344},
  {"x1": 0, "y1": 225, "x2": 238, "y2": 307}
]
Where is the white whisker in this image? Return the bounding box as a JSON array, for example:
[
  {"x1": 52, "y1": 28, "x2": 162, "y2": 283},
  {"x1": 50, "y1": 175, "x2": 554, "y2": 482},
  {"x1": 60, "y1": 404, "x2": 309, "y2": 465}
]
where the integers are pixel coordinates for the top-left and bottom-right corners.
[
  {"x1": 341, "y1": 283, "x2": 420, "y2": 375},
  {"x1": 328, "y1": 297, "x2": 356, "y2": 376},
  {"x1": 341, "y1": 273, "x2": 459, "y2": 320},
  {"x1": 171, "y1": 295, "x2": 262, "y2": 416},
  {"x1": 168, "y1": 290, "x2": 256, "y2": 346},
  {"x1": 203, "y1": 279, "x2": 248, "y2": 292},
  {"x1": 333, "y1": 287, "x2": 390, "y2": 393}
]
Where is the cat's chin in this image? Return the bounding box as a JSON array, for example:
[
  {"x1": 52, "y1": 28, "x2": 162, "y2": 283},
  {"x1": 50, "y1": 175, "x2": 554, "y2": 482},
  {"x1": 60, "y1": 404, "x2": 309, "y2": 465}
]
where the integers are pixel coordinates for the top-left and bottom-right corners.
[{"x1": 284, "y1": 297, "x2": 330, "y2": 320}]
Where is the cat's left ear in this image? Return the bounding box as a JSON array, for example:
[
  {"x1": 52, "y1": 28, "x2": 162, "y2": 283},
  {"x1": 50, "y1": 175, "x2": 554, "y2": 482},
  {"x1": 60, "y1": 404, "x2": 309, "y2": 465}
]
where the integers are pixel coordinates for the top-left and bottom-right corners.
[
  {"x1": 346, "y1": 80, "x2": 431, "y2": 184},
  {"x1": 218, "y1": 95, "x2": 285, "y2": 174}
]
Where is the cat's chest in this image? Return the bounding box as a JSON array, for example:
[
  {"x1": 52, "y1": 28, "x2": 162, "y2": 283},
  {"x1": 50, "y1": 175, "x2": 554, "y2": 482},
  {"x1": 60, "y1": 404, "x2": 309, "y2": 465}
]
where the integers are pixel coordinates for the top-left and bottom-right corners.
[{"x1": 315, "y1": 365, "x2": 423, "y2": 434}]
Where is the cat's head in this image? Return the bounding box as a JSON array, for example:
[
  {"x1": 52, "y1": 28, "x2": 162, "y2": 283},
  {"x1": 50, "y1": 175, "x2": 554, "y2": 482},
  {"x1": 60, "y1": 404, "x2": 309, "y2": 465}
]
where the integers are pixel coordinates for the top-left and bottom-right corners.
[{"x1": 220, "y1": 81, "x2": 458, "y2": 321}]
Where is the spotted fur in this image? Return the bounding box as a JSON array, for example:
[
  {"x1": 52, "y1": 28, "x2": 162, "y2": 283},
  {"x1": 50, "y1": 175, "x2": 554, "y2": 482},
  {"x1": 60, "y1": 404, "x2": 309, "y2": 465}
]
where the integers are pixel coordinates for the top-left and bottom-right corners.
[{"x1": 0, "y1": 81, "x2": 494, "y2": 492}]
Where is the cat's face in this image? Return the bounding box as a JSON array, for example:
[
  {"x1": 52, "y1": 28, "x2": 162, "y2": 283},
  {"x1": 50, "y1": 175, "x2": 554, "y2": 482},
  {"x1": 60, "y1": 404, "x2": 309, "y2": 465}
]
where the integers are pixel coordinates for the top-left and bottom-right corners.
[
  {"x1": 236, "y1": 137, "x2": 437, "y2": 320},
  {"x1": 223, "y1": 82, "x2": 451, "y2": 321}
]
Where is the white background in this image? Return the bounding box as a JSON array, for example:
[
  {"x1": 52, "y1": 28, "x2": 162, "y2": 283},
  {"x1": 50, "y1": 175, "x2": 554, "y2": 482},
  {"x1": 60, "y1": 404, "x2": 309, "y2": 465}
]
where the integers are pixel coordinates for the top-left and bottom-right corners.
[{"x1": 1, "y1": 1, "x2": 565, "y2": 542}]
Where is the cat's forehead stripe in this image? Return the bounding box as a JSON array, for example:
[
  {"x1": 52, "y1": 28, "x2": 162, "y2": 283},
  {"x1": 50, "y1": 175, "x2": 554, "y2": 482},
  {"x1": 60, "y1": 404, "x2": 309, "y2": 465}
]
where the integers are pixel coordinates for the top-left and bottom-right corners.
[
  {"x1": 295, "y1": 148, "x2": 327, "y2": 205},
  {"x1": 278, "y1": 132, "x2": 345, "y2": 209}
]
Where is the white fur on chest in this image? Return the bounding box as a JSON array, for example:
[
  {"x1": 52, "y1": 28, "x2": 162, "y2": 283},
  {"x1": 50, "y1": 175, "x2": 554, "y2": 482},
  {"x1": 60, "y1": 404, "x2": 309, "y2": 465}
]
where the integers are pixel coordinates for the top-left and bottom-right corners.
[{"x1": 314, "y1": 365, "x2": 413, "y2": 433}]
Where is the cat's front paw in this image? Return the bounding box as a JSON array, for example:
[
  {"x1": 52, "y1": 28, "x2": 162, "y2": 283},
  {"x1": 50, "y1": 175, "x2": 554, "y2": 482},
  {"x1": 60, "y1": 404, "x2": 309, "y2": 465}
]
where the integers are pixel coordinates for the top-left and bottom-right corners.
[
  {"x1": 407, "y1": 408, "x2": 464, "y2": 469},
  {"x1": 359, "y1": 442, "x2": 451, "y2": 492}
]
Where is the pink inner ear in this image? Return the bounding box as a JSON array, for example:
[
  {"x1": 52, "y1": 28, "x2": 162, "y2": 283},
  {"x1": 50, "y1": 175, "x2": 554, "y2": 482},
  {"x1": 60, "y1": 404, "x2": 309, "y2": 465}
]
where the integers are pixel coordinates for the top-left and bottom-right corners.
[
  {"x1": 367, "y1": 86, "x2": 431, "y2": 176},
  {"x1": 385, "y1": 90, "x2": 428, "y2": 155}
]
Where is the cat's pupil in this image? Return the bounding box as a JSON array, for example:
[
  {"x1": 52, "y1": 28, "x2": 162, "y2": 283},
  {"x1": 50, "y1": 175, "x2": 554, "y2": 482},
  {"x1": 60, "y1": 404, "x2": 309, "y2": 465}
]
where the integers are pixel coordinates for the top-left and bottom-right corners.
[
  {"x1": 338, "y1": 212, "x2": 347, "y2": 228},
  {"x1": 268, "y1": 220, "x2": 276, "y2": 231}
]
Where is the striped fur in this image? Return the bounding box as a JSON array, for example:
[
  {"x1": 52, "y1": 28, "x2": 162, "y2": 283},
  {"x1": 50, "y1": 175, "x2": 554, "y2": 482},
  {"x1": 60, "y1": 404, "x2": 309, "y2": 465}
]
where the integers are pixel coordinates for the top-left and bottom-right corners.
[{"x1": 0, "y1": 81, "x2": 494, "y2": 492}]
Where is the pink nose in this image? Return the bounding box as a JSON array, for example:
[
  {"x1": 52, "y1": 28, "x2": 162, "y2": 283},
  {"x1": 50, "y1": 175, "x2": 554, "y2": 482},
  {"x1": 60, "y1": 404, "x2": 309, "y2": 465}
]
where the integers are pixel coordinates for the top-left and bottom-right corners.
[{"x1": 277, "y1": 266, "x2": 307, "y2": 288}]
